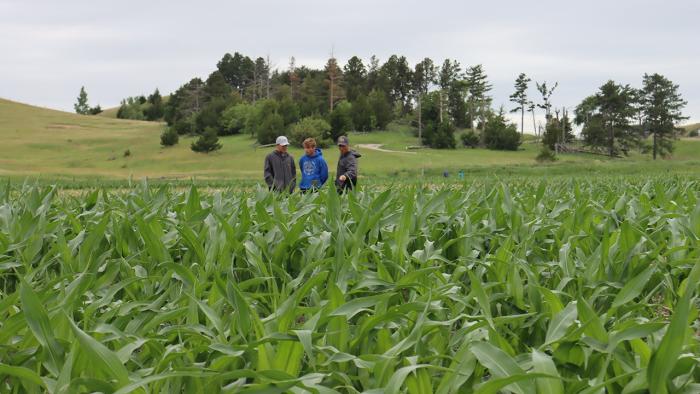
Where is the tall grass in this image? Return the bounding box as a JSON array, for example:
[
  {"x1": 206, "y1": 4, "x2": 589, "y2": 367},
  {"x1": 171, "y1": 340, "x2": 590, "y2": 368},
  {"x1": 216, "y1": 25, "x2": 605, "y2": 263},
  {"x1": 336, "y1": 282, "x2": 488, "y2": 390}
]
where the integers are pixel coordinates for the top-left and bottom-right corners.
[{"x1": 1, "y1": 178, "x2": 699, "y2": 392}]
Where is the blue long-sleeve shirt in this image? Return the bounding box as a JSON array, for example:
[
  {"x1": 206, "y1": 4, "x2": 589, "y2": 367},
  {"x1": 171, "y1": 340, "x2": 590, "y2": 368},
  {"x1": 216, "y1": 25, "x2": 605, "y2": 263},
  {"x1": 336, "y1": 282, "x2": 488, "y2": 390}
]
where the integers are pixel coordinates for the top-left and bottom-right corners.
[{"x1": 298, "y1": 148, "x2": 328, "y2": 190}]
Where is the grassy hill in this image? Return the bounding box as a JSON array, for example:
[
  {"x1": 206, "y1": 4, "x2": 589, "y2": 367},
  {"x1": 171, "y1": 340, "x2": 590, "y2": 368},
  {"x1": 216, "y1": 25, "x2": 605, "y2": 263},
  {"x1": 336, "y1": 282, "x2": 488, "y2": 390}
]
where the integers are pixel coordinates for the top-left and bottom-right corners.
[
  {"x1": 2, "y1": 98, "x2": 700, "y2": 181},
  {"x1": 683, "y1": 123, "x2": 700, "y2": 133},
  {"x1": 97, "y1": 105, "x2": 120, "y2": 118},
  {"x1": 97, "y1": 95, "x2": 170, "y2": 119}
]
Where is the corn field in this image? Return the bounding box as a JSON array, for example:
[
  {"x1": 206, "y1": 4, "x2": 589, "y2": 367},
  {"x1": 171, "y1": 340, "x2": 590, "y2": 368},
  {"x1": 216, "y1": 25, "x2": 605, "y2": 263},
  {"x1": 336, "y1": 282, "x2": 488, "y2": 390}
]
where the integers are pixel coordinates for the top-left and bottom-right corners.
[{"x1": 1, "y1": 179, "x2": 699, "y2": 393}]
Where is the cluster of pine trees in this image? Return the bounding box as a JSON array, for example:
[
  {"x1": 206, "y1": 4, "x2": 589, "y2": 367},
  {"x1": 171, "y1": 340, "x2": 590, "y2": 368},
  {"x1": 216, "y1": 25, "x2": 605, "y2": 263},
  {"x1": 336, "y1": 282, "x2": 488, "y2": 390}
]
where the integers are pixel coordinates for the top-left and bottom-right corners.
[
  {"x1": 157, "y1": 52, "x2": 525, "y2": 152},
  {"x1": 116, "y1": 89, "x2": 165, "y2": 121},
  {"x1": 87, "y1": 51, "x2": 687, "y2": 157},
  {"x1": 573, "y1": 74, "x2": 687, "y2": 159},
  {"x1": 160, "y1": 53, "x2": 403, "y2": 152}
]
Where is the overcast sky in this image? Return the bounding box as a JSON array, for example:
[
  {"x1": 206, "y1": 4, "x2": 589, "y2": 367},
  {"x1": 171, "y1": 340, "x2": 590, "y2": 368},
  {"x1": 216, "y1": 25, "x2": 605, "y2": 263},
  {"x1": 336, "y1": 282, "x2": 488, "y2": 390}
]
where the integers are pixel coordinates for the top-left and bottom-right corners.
[{"x1": 1, "y1": 0, "x2": 698, "y2": 129}]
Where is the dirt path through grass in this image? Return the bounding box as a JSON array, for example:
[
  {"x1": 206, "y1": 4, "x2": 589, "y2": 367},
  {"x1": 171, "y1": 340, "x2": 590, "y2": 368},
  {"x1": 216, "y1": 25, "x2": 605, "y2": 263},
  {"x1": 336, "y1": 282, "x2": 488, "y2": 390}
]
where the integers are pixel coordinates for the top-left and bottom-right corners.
[{"x1": 357, "y1": 143, "x2": 416, "y2": 154}]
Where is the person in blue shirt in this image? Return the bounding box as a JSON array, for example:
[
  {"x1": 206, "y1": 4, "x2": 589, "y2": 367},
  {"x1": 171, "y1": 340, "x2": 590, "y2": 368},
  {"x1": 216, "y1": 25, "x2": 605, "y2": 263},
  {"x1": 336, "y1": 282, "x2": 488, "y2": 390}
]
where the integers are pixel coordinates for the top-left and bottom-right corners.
[{"x1": 298, "y1": 138, "x2": 328, "y2": 192}]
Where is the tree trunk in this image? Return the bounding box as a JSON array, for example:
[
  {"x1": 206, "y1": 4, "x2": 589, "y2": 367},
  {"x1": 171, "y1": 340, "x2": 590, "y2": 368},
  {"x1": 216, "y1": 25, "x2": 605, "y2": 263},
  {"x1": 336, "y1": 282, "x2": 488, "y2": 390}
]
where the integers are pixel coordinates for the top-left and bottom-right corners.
[
  {"x1": 266, "y1": 55, "x2": 271, "y2": 100},
  {"x1": 532, "y1": 111, "x2": 537, "y2": 139},
  {"x1": 609, "y1": 121, "x2": 614, "y2": 158},
  {"x1": 329, "y1": 77, "x2": 334, "y2": 112},
  {"x1": 653, "y1": 132, "x2": 657, "y2": 160},
  {"x1": 467, "y1": 101, "x2": 472, "y2": 129},
  {"x1": 521, "y1": 106, "x2": 525, "y2": 135},
  {"x1": 479, "y1": 102, "x2": 486, "y2": 146},
  {"x1": 439, "y1": 92, "x2": 443, "y2": 123},
  {"x1": 418, "y1": 95, "x2": 423, "y2": 145}
]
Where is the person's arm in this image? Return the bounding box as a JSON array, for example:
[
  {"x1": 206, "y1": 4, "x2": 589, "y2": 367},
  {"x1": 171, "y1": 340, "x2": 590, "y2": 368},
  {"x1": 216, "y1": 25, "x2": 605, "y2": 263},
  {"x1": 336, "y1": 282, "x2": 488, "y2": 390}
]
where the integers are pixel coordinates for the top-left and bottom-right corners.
[
  {"x1": 264, "y1": 155, "x2": 274, "y2": 188},
  {"x1": 298, "y1": 157, "x2": 303, "y2": 185},
  {"x1": 319, "y1": 158, "x2": 328, "y2": 186},
  {"x1": 290, "y1": 157, "x2": 297, "y2": 192},
  {"x1": 343, "y1": 155, "x2": 357, "y2": 180}
]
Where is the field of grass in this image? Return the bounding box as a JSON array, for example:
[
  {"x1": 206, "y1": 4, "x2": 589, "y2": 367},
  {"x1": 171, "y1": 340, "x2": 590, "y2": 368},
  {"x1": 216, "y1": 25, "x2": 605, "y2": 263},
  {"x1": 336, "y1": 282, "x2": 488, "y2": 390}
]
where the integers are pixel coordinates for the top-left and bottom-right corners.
[
  {"x1": 97, "y1": 106, "x2": 120, "y2": 118},
  {"x1": 682, "y1": 123, "x2": 700, "y2": 133},
  {"x1": 3, "y1": 98, "x2": 700, "y2": 183},
  {"x1": 1, "y1": 179, "x2": 699, "y2": 392}
]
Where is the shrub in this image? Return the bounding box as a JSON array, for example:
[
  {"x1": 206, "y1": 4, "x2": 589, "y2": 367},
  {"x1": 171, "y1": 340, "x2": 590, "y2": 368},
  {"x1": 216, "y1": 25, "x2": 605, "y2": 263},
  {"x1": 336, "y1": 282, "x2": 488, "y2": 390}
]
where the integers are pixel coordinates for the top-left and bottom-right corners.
[
  {"x1": 689, "y1": 129, "x2": 699, "y2": 137},
  {"x1": 191, "y1": 127, "x2": 223, "y2": 153},
  {"x1": 484, "y1": 111, "x2": 521, "y2": 151},
  {"x1": 536, "y1": 146, "x2": 557, "y2": 162},
  {"x1": 117, "y1": 97, "x2": 146, "y2": 120},
  {"x1": 160, "y1": 128, "x2": 179, "y2": 147},
  {"x1": 247, "y1": 99, "x2": 279, "y2": 139},
  {"x1": 221, "y1": 103, "x2": 253, "y2": 135},
  {"x1": 173, "y1": 115, "x2": 196, "y2": 135},
  {"x1": 460, "y1": 131, "x2": 479, "y2": 148},
  {"x1": 123, "y1": 149, "x2": 131, "y2": 158},
  {"x1": 256, "y1": 113, "x2": 285, "y2": 145},
  {"x1": 423, "y1": 121, "x2": 456, "y2": 149},
  {"x1": 195, "y1": 98, "x2": 230, "y2": 134},
  {"x1": 290, "y1": 117, "x2": 332, "y2": 147},
  {"x1": 542, "y1": 117, "x2": 575, "y2": 150}
]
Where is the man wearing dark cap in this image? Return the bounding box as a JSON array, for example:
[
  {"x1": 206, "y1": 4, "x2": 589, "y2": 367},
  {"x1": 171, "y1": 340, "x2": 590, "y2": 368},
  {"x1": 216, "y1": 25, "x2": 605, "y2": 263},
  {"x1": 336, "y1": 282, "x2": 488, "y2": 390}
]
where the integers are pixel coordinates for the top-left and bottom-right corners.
[
  {"x1": 335, "y1": 135, "x2": 361, "y2": 193},
  {"x1": 264, "y1": 136, "x2": 296, "y2": 193}
]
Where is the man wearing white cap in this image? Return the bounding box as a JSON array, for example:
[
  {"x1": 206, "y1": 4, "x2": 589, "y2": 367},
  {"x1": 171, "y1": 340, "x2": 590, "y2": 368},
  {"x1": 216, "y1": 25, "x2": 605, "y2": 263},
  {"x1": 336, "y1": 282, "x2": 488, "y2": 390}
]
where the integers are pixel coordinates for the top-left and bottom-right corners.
[{"x1": 264, "y1": 136, "x2": 296, "y2": 193}]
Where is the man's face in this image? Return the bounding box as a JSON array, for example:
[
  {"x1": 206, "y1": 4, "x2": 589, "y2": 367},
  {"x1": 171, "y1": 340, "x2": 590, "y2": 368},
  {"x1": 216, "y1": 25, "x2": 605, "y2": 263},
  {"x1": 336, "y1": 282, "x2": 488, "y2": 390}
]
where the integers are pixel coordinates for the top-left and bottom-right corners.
[
  {"x1": 338, "y1": 145, "x2": 349, "y2": 154},
  {"x1": 304, "y1": 146, "x2": 315, "y2": 156},
  {"x1": 276, "y1": 144, "x2": 288, "y2": 153}
]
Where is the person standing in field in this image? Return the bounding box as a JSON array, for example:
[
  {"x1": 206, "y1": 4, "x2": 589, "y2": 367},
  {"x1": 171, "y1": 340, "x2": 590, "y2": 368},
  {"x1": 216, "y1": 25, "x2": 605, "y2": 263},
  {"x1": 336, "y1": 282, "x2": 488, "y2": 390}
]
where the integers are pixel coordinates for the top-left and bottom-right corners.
[
  {"x1": 335, "y1": 135, "x2": 361, "y2": 193},
  {"x1": 298, "y1": 138, "x2": 328, "y2": 192},
  {"x1": 264, "y1": 136, "x2": 296, "y2": 193}
]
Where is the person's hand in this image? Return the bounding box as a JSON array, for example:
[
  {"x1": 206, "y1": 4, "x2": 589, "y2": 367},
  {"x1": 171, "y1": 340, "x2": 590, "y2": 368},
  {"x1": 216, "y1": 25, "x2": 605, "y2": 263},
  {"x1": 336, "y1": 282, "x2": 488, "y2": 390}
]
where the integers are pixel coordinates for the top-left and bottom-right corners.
[{"x1": 339, "y1": 175, "x2": 347, "y2": 182}]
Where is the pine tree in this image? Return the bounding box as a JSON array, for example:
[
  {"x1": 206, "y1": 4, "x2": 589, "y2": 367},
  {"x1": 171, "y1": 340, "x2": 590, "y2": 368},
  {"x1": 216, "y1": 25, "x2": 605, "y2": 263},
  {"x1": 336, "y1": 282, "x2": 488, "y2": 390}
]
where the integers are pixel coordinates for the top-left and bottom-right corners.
[
  {"x1": 74, "y1": 86, "x2": 90, "y2": 115},
  {"x1": 509, "y1": 73, "x2": 531, "y2": 135},
  {"x1": 465, "y1": 65, "x2": 492, "y2": 143},
  {"x1": 288, "y1": 57, "x2": 300, "y2": 101},
  {"x1": 542, "y1": 115, "x2": 574, "y2": 150},
  {"x1": 191, "y1": 127, "x2": 222, "y2": 153},
  {"x1": 145, "y1": 89, "x2": 164, "y2": 120},
  {"x1": 368, "y1": 89, "x2": 392, "y2": 129},
  {"x1": 381, "y1": 55, "x2": 413, "y2": 114},
  {"x1": 217, "y1": 52, "x2": 255, "y2": 94},
  {"x1": 484, "y1": 107, "x2": 521, "y2": 151},
  {"x1": 639, "y1": 73, "x2": 688, "y2": 159},
  {"x1": 160, "y1": 127, "x2": 179, "y2": 147},
  {"x1": 597, "y1": 81, "x2": 637, "y2": 157},
  {"x1": 329, "y1": 101, "x2": 354, "y2": 141},
  {"x1": 536, "y1": 81, "x2": 558, "y2": 120},
  {"x1": 352, "y1": 94, "x2": 373, "y2": 131},
  {"x1": 413, "y1": 58, "x2": 436, "y2": 144},
  {"x1": 437, "y1": 59, "x2": 461, "y2": 124},
  {"x1": 527, "y1": 101, "x2": 538, "y2": 137},
  {"x1": 325, "y1": 56, "x2": 344, "y2": 112},
  {"x1": 343, "y1": 56, "x2": 367, "y2": 102},
  {"x1": 421, "y1": 92, "x2": 456, "y2": 149}
]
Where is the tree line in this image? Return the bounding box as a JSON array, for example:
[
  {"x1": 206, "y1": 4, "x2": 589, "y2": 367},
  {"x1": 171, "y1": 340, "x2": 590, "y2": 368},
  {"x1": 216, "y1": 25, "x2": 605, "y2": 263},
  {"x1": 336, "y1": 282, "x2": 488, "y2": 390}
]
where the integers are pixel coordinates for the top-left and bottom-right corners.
[
  {"x1": 77, "y1": 51, "x2": 687, "y2": 158},
  {"x1": 573, "y1": 74, "x2": 687, "y2": 159},
  {"x1": 152, "y1": 52, "x2": 530, "y2": 152}
]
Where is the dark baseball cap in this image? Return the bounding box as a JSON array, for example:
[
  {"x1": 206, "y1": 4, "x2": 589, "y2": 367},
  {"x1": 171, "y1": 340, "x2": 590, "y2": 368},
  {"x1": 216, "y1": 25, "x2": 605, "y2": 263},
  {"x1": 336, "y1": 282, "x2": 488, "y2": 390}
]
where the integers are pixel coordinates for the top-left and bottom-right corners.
[{"x1": 337, "y1": 136, "x2": 349, "y2": 146}]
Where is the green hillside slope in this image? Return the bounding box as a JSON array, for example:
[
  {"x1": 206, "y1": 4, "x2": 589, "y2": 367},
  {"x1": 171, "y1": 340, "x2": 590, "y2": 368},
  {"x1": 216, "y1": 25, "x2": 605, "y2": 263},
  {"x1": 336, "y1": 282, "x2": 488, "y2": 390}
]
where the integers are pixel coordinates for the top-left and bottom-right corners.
[{"x1": 1, "y1": 98, "x2": 700, "y2": 180}]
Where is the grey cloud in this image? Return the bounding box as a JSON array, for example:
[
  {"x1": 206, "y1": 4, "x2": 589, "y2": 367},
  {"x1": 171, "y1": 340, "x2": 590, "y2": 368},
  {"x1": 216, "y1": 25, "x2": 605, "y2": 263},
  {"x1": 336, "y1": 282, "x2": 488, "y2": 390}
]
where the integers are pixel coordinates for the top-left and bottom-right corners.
[{"x1": 0, "y1": 0, "x2": 697, "y2": 125}]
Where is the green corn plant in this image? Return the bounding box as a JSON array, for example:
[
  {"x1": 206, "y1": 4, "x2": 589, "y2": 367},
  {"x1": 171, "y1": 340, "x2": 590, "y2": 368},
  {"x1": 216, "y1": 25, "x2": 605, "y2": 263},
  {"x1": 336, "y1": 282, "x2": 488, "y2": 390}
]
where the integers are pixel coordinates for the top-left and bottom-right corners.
[{"x1": 0, "y1": 178, "x2": 699, "y2": 392}]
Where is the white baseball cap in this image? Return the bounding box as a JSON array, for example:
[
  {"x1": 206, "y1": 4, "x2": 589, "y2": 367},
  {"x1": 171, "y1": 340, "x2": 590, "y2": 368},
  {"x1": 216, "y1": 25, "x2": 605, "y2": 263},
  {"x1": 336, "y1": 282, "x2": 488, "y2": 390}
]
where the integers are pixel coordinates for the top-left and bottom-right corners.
[{"x1": 276, "y1": 136, "x2": 289, "y2": 146}]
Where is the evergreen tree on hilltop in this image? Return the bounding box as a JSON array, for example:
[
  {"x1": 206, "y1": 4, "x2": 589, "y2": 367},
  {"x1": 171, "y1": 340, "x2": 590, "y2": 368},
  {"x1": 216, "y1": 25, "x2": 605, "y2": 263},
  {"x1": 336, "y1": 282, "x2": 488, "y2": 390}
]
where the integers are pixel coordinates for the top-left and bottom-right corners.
[
  {"x1": 509, "y1": 73, "x2": 531, "y2": 135},
  {"x1": 74, "y1": 86, "x2": 90, "y2": 115}
]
